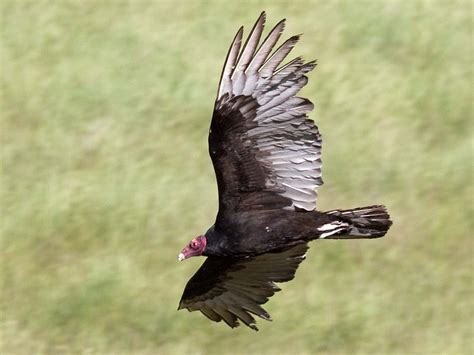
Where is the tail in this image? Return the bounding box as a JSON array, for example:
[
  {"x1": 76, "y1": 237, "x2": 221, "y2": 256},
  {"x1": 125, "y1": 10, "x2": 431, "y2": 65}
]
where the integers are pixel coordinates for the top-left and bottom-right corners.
[{"x1": 322, "y1": 205, "x2": 392, "y2": 239}]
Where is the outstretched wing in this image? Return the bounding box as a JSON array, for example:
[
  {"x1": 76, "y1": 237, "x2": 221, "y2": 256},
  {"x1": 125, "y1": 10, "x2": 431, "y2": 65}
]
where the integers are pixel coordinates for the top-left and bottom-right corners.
[
  {"x1": 209, "y1": 12, "x2": 322, "y2": 216},
  {"x1": 178, "y1": 243, "x2": 309, "y2": 331}
]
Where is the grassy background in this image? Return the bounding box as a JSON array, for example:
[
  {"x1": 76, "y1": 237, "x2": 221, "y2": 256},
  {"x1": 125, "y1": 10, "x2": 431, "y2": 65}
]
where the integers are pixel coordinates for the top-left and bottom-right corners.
[{"x1": 1, "y1": 0, "x2": 472, "y2": 354}]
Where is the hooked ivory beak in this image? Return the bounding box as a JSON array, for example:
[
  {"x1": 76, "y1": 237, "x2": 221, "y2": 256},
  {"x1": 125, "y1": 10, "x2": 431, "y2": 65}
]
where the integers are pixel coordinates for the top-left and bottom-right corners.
[{"x1": 178, "y1": 253, "x2": 185, "y2": 261}]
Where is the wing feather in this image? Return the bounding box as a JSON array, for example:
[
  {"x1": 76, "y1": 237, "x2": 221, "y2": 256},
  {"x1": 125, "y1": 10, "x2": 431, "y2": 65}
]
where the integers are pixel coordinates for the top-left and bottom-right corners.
[
  {"x1": 246, "y1": 18, "x2": 286, "y2": 74},
  {"x1": 259, "y1": 35, "x2": 301, "y2": 77},
  {"x1": 232, "y1": 12, "x2": 266, "y2": 78},
  {"x1": 209, "y1": 14, "x2": 322, "y2": 214},
  {"x1": 217, "y1": 27, "x2": 244, "y2": 99},
  {"x1": 178, "y1": 244, "x2": 308, "y2": 330}
]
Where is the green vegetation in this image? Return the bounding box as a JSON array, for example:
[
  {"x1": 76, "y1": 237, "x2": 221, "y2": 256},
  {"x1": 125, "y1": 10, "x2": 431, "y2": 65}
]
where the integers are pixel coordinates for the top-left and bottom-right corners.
[{"x1": 1, "y1": 1, "x2": 472, "y2": 354}]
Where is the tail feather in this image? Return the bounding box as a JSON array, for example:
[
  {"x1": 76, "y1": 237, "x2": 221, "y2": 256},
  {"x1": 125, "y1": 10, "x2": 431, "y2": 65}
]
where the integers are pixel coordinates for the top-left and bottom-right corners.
[{"x1": 324, "y1": 205, "x2": 392, "y2": 239}]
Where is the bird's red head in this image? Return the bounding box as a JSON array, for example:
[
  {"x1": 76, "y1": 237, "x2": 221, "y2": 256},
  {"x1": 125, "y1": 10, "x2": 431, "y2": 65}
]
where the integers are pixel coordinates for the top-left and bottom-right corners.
[{"x1": 178, "y1": 235, "x2": 207, "y2": 261}]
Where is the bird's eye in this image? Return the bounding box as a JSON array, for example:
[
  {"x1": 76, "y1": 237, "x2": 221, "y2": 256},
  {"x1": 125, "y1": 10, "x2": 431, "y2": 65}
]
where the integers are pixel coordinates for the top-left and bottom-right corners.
[{"x1": 190, "y1": 240, "x2": 199, "y2": 250}]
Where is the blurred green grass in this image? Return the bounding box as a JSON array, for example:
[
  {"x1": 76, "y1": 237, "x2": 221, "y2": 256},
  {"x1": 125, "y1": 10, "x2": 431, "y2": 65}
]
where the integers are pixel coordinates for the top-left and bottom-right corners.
[{"x1": 1, "y1": 0, "x2": 472, "y2": 354}]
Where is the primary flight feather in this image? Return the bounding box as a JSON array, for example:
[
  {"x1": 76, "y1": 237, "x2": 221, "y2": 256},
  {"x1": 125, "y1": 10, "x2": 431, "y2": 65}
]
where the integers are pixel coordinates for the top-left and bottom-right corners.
[{"x1": 177, "y1": 12, "x2": 392, "y2": 331}]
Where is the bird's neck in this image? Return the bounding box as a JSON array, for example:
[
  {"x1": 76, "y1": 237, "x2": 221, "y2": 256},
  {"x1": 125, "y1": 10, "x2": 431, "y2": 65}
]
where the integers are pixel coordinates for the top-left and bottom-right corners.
[{"x1": 203, "y1": 225, "x2": 233, "y2": 257}]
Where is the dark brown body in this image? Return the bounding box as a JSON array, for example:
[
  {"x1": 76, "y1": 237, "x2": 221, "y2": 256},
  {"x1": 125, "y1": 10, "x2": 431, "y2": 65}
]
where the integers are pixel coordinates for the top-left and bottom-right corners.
[{"x1": 204, "y1": 209, "x2": 337, "y2": 257}]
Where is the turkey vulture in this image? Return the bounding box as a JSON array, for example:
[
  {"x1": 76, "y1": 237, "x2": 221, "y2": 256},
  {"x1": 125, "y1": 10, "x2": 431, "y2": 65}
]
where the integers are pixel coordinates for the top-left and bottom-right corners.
[{"x1": 177, "y1": 12, "x2": 392, "y2": 331}]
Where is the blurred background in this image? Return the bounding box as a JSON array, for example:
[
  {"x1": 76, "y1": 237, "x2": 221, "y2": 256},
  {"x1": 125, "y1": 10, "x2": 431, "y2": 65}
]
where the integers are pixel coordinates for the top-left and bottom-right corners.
[{"x1": 1, "y1": 0, "x2": 472, "y2": 354}]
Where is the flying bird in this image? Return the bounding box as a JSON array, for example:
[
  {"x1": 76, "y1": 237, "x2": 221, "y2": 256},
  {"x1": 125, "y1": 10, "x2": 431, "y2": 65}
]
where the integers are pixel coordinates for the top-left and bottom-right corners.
[{"x1": 177, "y1": 12, "x2": 392, "y2": 331}]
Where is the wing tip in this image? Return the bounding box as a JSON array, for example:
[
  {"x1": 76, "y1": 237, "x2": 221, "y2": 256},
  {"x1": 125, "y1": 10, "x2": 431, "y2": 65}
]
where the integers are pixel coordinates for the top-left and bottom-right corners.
[
  {"x1": 272, "y1": 17, "x2": 287, "y2": 35},
  {"x1": 236, "y1": 25, "x2": 244, "y2": 39},
  {"x1": 250, "y1": 323, "x2": 259, "y2": 331},
  {"x1": 290, "y1": 34, "x2": 302, "y2": 42},
  {"x1": 259, "y1": 313, "x2": 273, "y2": 322}
]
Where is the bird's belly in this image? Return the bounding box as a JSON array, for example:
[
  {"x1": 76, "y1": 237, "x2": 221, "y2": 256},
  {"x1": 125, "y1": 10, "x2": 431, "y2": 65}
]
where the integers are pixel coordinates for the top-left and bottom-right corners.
[{"x1": 211, "y1": 209, "x2": 320, "y2": 256}]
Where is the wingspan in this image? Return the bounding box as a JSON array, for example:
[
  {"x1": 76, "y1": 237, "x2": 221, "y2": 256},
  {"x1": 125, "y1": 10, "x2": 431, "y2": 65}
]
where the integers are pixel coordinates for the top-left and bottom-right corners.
[
  {"x1": 209, "y1": 12, "x2": 322, "y2": 215},
  {"x1": 178, "y1": 243, "x2": 309, "y2": 330}
]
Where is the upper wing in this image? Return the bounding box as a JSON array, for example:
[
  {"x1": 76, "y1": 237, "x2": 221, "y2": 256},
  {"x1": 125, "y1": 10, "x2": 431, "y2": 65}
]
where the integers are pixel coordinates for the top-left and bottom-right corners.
[
  {"x1": 209, "y1": 12, "x2": 322, "y2": 215},
  {"x1": 178, "y1": 243, "x2": 309, "y2": 331}
]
